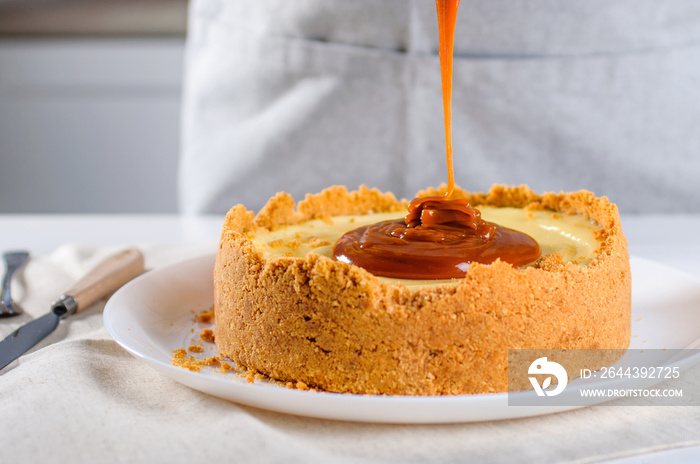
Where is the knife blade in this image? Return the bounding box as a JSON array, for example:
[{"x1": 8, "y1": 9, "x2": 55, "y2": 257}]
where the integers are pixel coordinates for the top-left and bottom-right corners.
[{"x1": 0, "y1": 248, "x2": 145, "y2": 371}]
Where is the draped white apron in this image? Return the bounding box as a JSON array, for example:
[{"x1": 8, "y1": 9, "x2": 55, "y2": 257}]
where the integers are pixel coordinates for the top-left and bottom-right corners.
[{"x1": 180, "y1": 0, "x2": 700, "y2": 213}]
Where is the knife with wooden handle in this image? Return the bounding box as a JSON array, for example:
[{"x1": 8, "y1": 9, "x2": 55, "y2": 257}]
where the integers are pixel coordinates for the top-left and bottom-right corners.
[{"x1": 0, "y1": 248, "x2": 145, "y2": 371}]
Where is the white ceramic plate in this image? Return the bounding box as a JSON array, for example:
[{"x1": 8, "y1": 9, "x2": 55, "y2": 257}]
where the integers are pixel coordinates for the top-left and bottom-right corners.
[{"x1": 103, "y1": 255, "x2": 700, "y2": 423}]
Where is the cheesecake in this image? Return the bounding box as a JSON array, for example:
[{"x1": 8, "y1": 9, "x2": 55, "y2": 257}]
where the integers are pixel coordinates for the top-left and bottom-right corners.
[{"x1": 213, "y1": 184, "x2": 631, "y2": 395}]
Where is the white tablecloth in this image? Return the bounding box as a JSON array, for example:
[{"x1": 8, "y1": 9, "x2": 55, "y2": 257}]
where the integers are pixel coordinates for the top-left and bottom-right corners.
[{"x1": 0, "y1": 214, "x2": 699, "y2": 463}]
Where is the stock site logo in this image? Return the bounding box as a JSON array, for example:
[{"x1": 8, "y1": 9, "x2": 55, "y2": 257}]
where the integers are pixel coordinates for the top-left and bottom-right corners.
[{"x1": 528, "y1": 357, "x2": 568, "y2": 397}]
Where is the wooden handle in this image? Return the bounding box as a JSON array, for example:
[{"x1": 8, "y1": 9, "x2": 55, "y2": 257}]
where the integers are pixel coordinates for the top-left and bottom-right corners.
[{"x1": 65, "y1": 248, "x2": 145, "y2": 313}]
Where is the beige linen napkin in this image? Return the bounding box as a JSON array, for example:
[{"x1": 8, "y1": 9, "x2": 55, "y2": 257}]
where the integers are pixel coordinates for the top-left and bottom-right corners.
[{"x1": 0, "y1": 244, "x2": 698, "y2": 463}]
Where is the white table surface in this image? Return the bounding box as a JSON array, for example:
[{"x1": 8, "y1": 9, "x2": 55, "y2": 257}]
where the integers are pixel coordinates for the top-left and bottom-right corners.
[
  {"x1": 1, "y1": 213, "x2": 698, "y2": 277},
  {"x1": 0, "y1": 214, "x2": 223, "y2": 256},
  {"x1": 1, "y1": 213, "x2": 699, "y2": 463}
]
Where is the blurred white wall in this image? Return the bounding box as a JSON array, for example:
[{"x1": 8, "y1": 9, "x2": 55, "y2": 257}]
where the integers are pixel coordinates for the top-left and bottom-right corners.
[{"x1": 0, "y1": 38, "x2": 184, "y2": 213}]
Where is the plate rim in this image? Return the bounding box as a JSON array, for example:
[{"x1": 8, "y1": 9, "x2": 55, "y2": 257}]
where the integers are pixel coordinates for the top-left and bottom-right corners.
[{"x1": 104, "y1": 254, "x2": 700, "y2": 423}]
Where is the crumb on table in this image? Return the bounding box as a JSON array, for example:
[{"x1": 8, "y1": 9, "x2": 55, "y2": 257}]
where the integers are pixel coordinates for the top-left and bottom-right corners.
[
  {"x1": 200, "y1": 328, "x2": 215, "y2": 343},
  {"x1": 197, "y1": 307, "x2": 215, "y2": 324}
]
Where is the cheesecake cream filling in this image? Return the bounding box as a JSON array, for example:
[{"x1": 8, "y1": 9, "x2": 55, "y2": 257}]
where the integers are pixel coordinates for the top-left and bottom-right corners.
[{"x1": 249, "y1": 206, "x2": 602, "y2": 287}]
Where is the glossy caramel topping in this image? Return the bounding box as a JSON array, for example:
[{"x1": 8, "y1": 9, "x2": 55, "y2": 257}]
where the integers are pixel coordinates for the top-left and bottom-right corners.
[
  {"x1": 332, "y1": 212, "x2": 541, "y2": 280},
  {"x1": 405, "y1": 196, "x2": 492, "y2": 233}
]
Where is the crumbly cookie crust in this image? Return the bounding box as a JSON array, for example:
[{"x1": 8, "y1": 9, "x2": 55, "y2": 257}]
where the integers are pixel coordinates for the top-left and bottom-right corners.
[{"x1": 214, "y1": 185, "x2": 631, "y2": 395}]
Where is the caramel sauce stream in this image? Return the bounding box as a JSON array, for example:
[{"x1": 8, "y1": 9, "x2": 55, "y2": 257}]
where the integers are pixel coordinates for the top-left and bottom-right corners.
[
  {"x1": 436, "y1": 0, "x2": 459, "y2": 199},
  {"x1": 333, "y1": 0, "x2": 541, "y2": 279}
]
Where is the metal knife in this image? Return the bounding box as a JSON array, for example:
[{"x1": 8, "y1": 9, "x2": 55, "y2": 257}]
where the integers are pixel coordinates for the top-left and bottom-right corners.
[{"x1": 0, "y1": 248, "x2": 145, "y2": 371}]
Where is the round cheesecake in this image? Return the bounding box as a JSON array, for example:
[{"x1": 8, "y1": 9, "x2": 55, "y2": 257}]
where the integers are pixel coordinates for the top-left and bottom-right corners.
[{"x1": 213, "y1": 185, "x2": 631, "y2": 395}]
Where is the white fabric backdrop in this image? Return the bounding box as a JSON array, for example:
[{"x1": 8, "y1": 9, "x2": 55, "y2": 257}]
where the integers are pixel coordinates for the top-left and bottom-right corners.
[{"x1": 180, "y1": 0, "x2": 700, "y2": 214}]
